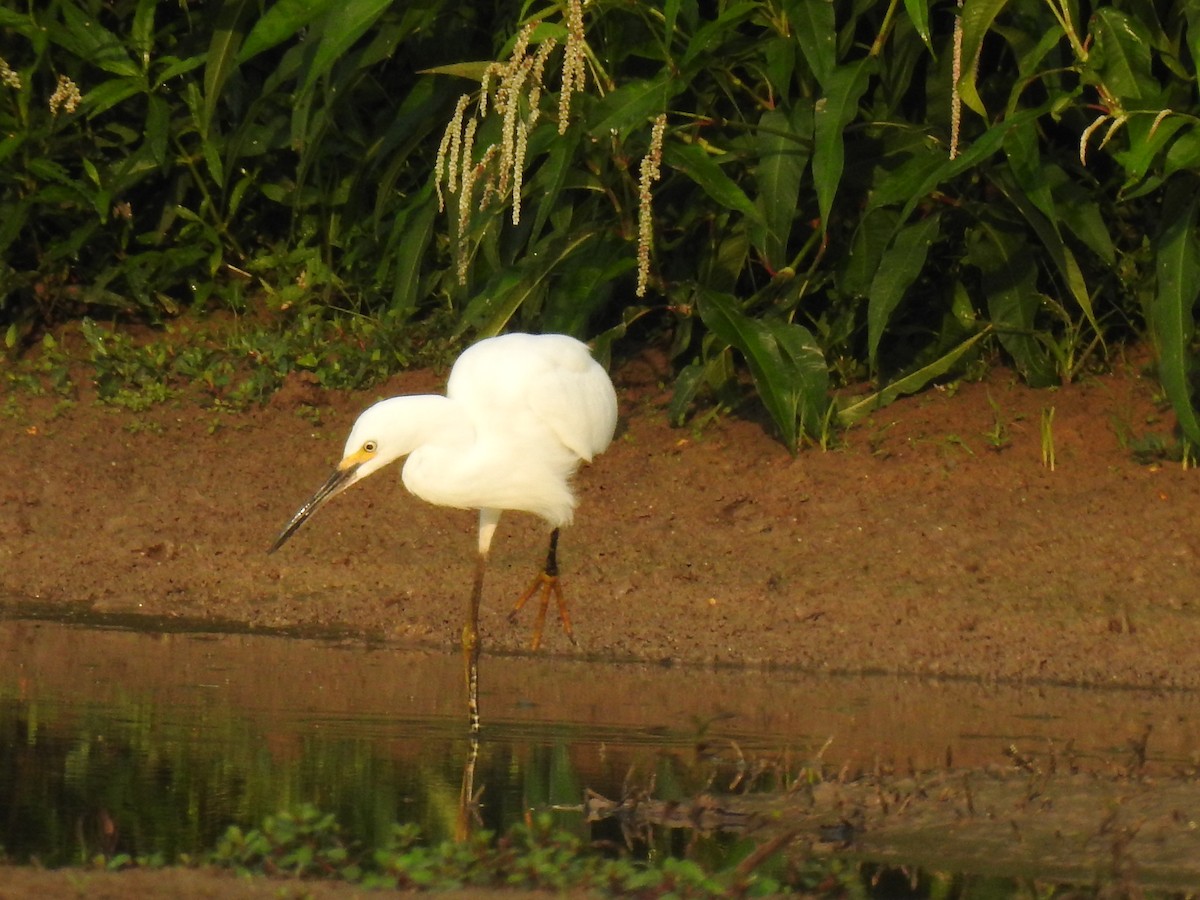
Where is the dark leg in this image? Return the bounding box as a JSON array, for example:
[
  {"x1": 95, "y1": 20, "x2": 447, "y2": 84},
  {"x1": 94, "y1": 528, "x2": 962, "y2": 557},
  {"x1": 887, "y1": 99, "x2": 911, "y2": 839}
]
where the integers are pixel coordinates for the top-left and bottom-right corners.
[
  {"x1": 509, "y1": 528, "x2": 577, "y2": 649},
  {"x1": 544, "y1": 527, "x2": 560, "y2": 577}
]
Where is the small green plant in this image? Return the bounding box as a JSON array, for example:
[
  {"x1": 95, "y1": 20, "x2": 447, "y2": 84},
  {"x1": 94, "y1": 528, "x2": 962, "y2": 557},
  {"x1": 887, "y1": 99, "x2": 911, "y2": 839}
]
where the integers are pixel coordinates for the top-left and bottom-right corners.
[
  {"x1": 1041, "y1": 406, "x2": 1057, "y2": 471},
  {"x1": 204, "y1": 806, "x2": 835, "y2": 897},
  {"x1": 212, "y1": 804, "x2": 357, "y2": 880},
  {"x1": 984, "y1": 394, "x2": 1011, "y2": 451}
]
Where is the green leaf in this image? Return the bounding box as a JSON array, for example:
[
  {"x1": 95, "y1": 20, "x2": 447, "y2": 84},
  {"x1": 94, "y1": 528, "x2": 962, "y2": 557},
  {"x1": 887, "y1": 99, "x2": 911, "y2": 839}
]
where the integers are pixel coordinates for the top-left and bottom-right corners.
[
  {"x1": 384, "y1": 186, "x2": 437, "y2": 316},
  {"x1": 1149, "y1": 189, "x2": 1200, "y2": 446},
  {"x1": 1089, "y1": 8, "x2": 1155, "y2": 102},
  {"x1": 753, "y1": 105, "x2": 812, "y2": 270},
  {"x1": 841, "y1": 208, "x2": 899, "y2": 298},
  {"x1": 812, "y1": 59, "x2": 873, "y2": 233},
  {"x1": 463, "y1": 231, "x2": 599, "y2": 337},
  {"x1": 55, "y1": 4, "x2": 140, "y2": 77},
  {"x1": 837, "y1": 327, "x2": 993, "y2": 425},
  {"x1": 867, "y1": 213, "x2": 942, "y2": 370},
  {"x1": 528, "y1": 125, "x2": 582, "y2": 241},
  {"x1": 301, "y1": 0, "x2": 396, "y2": 94},
  {"x1": 782, "y1": 0, "x2": 837, "y2": 86},
  {"x1": 587, "y1": 74, "x2": 677, "y2": 137},
  {"x1": 1002, "y1": 117, "x2": 1054, "y2": 223},
  {"x1": 902, "y1": 0, "x2": 934, "y2": 52},
  {"x1": 888, "y1": 107, "x2": 1043, "y2": 221},
  {"x1": 698, "y1": 290, "x2": 829, "y2": 451},
  {"x1": 664, "y1": 143, "x2": 762, "y2": 224},
  {"x1": 239, "y1": 0, "x2": 339, "y2": 63},
  {"x1": 987, "y1": 169, "x2": 1101, "y2": 339},
  {"x1": 1165, "y1": 127, "x2": 1200, "y2": 179},
  {"x1": 131, "y1": 0, "x2": 156, "y2": 67},
  {"x1": 84, "y1": 77, "x2": 146, "y2": 117},
  {"x1": 957, "y1": 0, "x2": 1010, "y2": 117},
  {"x1": 420, "y1": 61, "x2": 495, "y2": 82},
  {"x1": 680, "y1": 2, "x2": 760, "y2": 68},
  {"x1": 669, "y1": 360, "x2": 711, "y2": 426},
  {"x1": 967, "y1": 220, "x2": 1056, "y2": 387},
  {"x1": 1116, "y1": 114, "x2": 1188, "y2": 189},
  {"x1": 203, "y1": 0, "x2": 254, "y2": 137}
]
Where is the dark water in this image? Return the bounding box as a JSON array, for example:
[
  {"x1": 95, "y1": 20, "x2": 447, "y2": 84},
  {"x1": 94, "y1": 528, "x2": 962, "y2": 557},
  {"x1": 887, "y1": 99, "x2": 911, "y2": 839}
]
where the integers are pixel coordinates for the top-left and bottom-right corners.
[{"x1": 3, "y1": 614, "x2": 1200, "y2": 891}]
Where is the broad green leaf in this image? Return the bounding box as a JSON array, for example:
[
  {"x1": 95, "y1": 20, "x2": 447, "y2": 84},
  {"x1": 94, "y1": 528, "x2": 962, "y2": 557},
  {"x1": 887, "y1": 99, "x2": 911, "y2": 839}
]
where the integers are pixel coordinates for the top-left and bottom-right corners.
[
  {"x1": 1116, "y1": 114, "x2": 1187, "y2": 188},
  {"x1": 753, "y1": 105, "x2": 812, "y2": 270},
  {"x1": 203, "y1": 0, "x2": 254, "y2": 137},
  {"x1": 131, "y1": 0, "x2": 157, "y2": 67},
  {"x1": 1010, "y1": 21, "x2": 1064, "y2": 82},
  {"x1": 957, "y1": 0, "x2": 1010, "y2": 117},
  {"x1": 681, "y1": 2, "x2": 759, "y2": 68},
  {"x1": 202, "y1": 137, "x2": 226, "y2": 189},
  {"x1": 55, "y1": 4, "x2": 140, "y2": 77},
  {"x1": 663, "y1": 0, "x2": 682, "y2": 41},
  {"x1": 0, "y1": 134, "x2": 24, "y2": 169},
  {"x1": 988, "y1": 169, "x2": 1100, "y2": 338},
  {"x1": 543, "y1": 242, "x2": 634, "y2": 336},
  {"x1": 664, "y1": 143, "x2": 762, "y2": 224},
  {"x1": 891, "y1": 106, "x2": 1043, "y2": 221},
  {"x1": 301, "y1": 0, "x2": 398, "y2": 94},
  {"x1": 154, "y1": 53, "x2": 207, "y2": 87},
  {"x1": 1002, "y1": 118, "x2": 1054, "y2": 223},
  {"x1": 865, "y1": 146, "x2": 945, "y2": 213},
  {"x1": 1049, "y1": 176, "x2": 1115, "y2": 264},
  {"x1": 463, "y1": 231, "x2": 598, "y2": 337},
  {"x1": 837, "y1": 327, "x2": 993, "y2": 425},
  {"x1": 591, "y1": 304, "x2": 654, "y2": 370},
  {"x1": 1187, "y1": 6, "x2": 1200, "y2": 85},
  {"x1": 701, "y1": 222, "x2": 751, "y2": 292},
  {"x1": 967, "y1": 221, "x2": 1056, "y2": 386},
  {"x1": 867, "y1": 213, "x2": 941, "y2": 370},
  {"x1": 384, "y1": 187, "x2": 437, "y2": 316},
  {"x1": 84, "y1": 77, "x2": 146, "y2": 117},
  {"x1": 782, "y1": 0, "x2": 837, "y2": 86},
  {"x1": 1165, "y1": 127, "x2": 1200, "y2": 179},
  {"x1": 1149, "y1": 190, "x2": 1200, "y2": 446},
  {"x1": 587, "y1": 74, "x2": 677, "y2": 137},
  {"x1": 239, "y1": 0, "x2": 339, "y2": 63},
  {"x1": 669, "y1": 359, "x2": 716, "y2": 426},
  {"x1": 529, "y1": 126, "x2": 580, "y2": 241},
  {"x1": 1089, "y1": 8, "x2": 1155, "y2": 102},
  {"x1": 812, "y1": 59, "x2": 873, "y2": 233},
  {"x1": 841, "y1": 207, "x2": 899, "y2": 298},
  {"x1": 698, "y1": 290, "x2": 829, "y2": 451},
  {"x1": 420, "y1": 61, "x2": 494, "y2": 82},
  {"x1": 902, "y1": 0, "x2": 934, "y2": 52}
]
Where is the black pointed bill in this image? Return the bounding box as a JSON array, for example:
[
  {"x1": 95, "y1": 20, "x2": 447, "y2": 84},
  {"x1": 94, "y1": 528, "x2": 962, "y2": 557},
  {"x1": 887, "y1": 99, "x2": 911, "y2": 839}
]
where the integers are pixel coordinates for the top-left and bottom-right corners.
[{"x1": 268, "y1": 462, "x2": 361, "y2": 554}]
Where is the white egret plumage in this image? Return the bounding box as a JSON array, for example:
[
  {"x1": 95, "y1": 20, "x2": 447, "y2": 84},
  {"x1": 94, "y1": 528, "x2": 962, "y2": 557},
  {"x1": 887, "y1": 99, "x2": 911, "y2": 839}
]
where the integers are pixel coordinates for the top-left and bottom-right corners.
[{"x1": 269, "y1": 332, "x2": 618, "y2": 731}]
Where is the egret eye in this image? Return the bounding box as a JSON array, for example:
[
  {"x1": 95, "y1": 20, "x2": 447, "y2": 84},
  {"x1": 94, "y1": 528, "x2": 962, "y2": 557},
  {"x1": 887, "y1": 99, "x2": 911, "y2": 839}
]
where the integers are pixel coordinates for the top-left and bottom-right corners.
[{"x1": 363, "y1": 440, "x2": 378, "y2": 453}]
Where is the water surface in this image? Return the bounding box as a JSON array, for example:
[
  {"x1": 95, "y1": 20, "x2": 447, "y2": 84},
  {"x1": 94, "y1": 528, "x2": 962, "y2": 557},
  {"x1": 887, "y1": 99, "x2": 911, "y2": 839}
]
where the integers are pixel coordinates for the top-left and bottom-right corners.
[{"x1": 3, "y1": 615, "x2": 1198, "y2": 888}]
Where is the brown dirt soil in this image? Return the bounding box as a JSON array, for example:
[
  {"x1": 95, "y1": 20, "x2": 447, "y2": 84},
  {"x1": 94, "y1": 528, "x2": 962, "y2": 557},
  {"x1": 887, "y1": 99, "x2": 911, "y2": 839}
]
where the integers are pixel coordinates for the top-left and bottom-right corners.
[
  {"x1": 2, "y1": 346, "x2": 1198, "y2": 686},
  {"x1": 4, "y1": 344, "x2": 1200, "y2": 896}
]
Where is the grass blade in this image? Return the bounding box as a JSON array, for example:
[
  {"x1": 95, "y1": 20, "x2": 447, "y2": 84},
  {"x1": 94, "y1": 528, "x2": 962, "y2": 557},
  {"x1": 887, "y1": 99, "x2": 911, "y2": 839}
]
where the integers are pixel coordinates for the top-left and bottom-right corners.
[{"x1": 838, "y1": 327, "x2": 993, "y2": 425}]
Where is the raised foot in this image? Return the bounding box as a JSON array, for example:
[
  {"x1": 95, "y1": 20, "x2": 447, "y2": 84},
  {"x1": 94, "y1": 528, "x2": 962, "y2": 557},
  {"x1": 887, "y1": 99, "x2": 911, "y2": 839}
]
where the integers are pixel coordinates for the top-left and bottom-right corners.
[{"x1": 509, "y1": 571, "x2": 577, "y2": 650}]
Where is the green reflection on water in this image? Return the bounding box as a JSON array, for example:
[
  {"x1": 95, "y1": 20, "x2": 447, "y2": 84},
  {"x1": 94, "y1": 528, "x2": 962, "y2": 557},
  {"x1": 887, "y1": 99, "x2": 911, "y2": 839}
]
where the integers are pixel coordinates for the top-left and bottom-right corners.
[{"x1": 0, "y1": 693, "x2": 615, "y2": 865}]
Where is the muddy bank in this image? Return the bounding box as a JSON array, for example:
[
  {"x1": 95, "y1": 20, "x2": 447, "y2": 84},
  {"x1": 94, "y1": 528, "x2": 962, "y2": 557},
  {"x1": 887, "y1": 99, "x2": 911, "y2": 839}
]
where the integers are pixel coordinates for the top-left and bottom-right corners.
[{"x1": 3, "y1": 351, "x2": 1198, "y2": 688}]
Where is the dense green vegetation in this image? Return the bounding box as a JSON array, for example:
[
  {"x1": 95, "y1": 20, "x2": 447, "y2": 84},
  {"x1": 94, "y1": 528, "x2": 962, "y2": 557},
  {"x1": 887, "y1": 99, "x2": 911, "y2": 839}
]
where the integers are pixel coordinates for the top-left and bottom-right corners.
[{"x1": 2, "y1": 0, "x2": 1199, "y2": 449}]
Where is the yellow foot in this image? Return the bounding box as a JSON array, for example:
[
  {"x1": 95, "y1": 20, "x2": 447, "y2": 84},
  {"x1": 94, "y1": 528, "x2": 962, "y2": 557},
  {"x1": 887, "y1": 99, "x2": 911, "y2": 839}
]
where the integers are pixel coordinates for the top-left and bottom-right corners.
[{"x1": 509, "y1": 571, "x2": 577, "y2": 650}]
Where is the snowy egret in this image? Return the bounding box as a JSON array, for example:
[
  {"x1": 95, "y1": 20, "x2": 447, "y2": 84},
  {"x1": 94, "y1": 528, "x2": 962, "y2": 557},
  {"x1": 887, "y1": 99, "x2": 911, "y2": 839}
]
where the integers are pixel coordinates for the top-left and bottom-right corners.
[{"x1": 269, "y1": 332, "x2": 618, "y2": 730}]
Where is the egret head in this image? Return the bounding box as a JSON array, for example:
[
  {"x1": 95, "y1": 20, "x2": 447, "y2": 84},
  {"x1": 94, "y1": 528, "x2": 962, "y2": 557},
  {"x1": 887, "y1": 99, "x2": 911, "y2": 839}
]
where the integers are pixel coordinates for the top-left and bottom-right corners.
[{"x1": 267, "y1": 402, "x2": 409, "y2": 553}]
